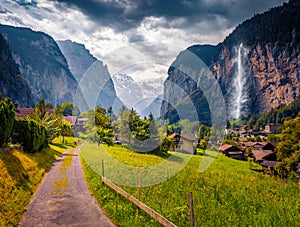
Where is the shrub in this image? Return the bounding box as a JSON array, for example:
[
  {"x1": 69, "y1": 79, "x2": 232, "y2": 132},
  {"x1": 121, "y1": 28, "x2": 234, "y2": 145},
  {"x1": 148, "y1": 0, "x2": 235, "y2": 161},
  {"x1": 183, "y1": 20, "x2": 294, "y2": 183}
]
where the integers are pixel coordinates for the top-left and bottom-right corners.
[
  {"x1": 14, "y1": 118, "x2": 48, "y2": 153},
  {"x1": 0, "y1": 98, "x2": 15, "y2": 147}
]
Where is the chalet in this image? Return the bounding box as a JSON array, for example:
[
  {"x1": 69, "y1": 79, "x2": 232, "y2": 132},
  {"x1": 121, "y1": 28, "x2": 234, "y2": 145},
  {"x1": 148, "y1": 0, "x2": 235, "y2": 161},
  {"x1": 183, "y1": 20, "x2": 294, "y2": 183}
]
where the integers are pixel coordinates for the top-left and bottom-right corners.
[
  {"x1": 170, "y1": 133, "x2": 198, "y2": 154},
  {"x1": 219, "y1": 144, "x2": 244, "y2": 160},
  {"x1": 260, "y1": 160, "x2": 278, "y2": 174},
  {"x1": 262, "y1": 142, "x2": 277, "y2": 152},
  {"x1": 249, "y1": 150, "x2": 276, "y2": 163},
  {"x1": 242, "y1": 142, "x2": 267, "y2": 150},
  {"x1": 264, "y1": 123, "x2": 281, "y2": 134}
]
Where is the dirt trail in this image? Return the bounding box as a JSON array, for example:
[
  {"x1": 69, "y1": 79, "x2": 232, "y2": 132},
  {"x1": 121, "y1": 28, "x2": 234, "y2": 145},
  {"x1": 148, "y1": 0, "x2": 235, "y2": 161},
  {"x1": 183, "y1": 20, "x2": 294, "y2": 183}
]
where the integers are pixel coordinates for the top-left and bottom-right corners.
[{"x1": 20, "y1": 148, "x2": 115, "y2": 227}]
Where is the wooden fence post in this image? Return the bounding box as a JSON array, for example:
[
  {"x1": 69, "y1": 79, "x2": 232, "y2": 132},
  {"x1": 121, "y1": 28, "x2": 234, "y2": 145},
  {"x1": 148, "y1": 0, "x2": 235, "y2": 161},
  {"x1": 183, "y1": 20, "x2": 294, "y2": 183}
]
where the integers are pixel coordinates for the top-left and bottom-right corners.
[
  {"x1": 189, "y1": 192, "x2": 194, "y2": 227},
  {"x1": 102, "y1": 159, "x2": 104, "y2": 178}
]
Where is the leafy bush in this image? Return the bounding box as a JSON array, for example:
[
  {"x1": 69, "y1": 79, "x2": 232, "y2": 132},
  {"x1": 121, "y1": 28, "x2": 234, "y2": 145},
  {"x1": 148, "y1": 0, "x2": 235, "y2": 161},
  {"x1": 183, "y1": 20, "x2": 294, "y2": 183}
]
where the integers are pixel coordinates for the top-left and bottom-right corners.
[
  {"x1": 14, "y1": 118, "x2": 48, "y2": 153},
  {"x1": 0, "y1": 98, "x2": 15, "y2": 147}
]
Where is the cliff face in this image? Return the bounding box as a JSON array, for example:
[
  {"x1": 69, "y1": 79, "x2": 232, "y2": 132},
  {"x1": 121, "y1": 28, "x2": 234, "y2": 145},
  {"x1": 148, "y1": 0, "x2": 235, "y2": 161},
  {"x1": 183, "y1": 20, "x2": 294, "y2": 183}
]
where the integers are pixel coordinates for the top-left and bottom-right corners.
[
  {"x1": 0, "y1": 25, "x2": 84, "y2": 107},
  {"x1": 58, "y1": 40, "x2": 123, "y2": 112},
  {"x1": 57, "y1": 40, "x2": 96, "y2": 82},
  {"x1": 0, "y1": 33, "x2": 34, "y2": 107},
  {"x1": 161, "y1": 0, "x2": 300, "y2": 124},
  {"x1": 212, "y1": 44, "x2": 300, "y2": 115}
]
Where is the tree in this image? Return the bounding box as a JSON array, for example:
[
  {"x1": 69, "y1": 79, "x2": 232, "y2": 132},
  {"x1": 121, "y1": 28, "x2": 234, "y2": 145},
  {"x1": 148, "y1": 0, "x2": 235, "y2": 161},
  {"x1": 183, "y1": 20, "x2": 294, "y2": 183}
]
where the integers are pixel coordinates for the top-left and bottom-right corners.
[
  {"x1": 14, "y1": 118, "x2": 47, "y2": 153},
  {"x1": 275, "y1": 114, "x2": 300, "y2": 178},
  {"x1": 61, "y1": 102, "x2": 80, "y2": 116},
  {"x1": 118, "y1": 106, "x2": 132, "y2": 144},
  {"x1": 60, "y1": 120, "x2": 73, "y2": 143},
  {"x1": 97, "y1": 127, "x2": 114, "y2": 146},
  {"x1": 28, "y1": 100, "x2": 61, "y2": 142},
  {"x1": 0, "y1": 98, "x2": 15, "y2": 147}
]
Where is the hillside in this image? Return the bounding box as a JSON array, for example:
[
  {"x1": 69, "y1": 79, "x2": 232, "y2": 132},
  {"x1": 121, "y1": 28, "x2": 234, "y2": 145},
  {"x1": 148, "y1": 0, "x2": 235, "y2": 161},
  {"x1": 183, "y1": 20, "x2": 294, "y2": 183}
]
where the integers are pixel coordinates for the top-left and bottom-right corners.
[
  {"x1": 161, "y1": 0, "x2": 300, "y2": 124},
  {"x1": 81, "y1": 144, "x2": 300, "y2": 226},
  {"x1": 0, "y1": 25, "x2": 85, "y2": 107},
  {"x1": 0, "y1": 33, "x2": 34, "y2": 107}
]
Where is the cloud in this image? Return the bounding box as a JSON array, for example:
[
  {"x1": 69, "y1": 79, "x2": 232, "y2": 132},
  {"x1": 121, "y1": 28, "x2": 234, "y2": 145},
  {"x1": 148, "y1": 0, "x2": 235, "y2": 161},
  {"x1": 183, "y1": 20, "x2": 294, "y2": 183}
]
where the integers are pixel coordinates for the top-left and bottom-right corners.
[
  {"x1": 0, "y1": 0, "x2": 288, "y2": 81},
  {"x1": 49, "y1": 0, "x2": 287, "y2": 33}
]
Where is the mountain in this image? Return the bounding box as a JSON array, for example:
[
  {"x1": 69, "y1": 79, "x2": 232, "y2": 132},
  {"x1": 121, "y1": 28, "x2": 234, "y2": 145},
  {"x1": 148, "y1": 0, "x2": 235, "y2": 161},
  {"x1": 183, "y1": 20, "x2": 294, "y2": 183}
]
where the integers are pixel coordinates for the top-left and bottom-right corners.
[
  {"x1": 161, "y1": 0, "x2": 300, "y2": 125},
  {"x1": 0, "y1": 33, "x2": 34, "y2": 107},
  {"x1": 0, "y1": 24, "x2": 85, "y2": 107},
  {"x1": 112, "y1": 74, "x2": 164, "y2": 117},
  {"x1": 57, "y1": 40, "x2": 123, "y2": 113},
  {"x1": 57, "y1": 40, "x2": 96, "y2": 82}
]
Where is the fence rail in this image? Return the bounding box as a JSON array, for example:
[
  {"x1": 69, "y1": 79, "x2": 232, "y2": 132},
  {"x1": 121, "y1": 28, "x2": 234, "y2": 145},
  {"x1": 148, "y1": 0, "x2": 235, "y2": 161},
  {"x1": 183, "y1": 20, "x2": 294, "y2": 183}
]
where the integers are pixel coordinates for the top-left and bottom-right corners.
[{"x1": 101, "y1": 177, "x2": 177, "y2": 227}]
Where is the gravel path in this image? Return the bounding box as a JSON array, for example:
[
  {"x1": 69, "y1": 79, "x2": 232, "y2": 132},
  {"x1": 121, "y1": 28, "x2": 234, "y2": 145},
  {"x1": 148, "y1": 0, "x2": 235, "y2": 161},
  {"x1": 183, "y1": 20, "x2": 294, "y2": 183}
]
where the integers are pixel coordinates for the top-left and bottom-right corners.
[{"x1": 20, "y1": 148, "x2": 115, "y2": 227}]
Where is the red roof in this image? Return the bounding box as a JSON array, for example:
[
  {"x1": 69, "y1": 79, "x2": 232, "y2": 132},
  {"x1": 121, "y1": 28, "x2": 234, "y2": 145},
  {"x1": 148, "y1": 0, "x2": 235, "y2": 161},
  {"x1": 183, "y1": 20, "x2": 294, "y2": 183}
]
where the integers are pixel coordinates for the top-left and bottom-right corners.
[
  {"x1": 15, "y1": 108, "x2": 54, "y2": 118},
  {"x1": 63, "y1": 116, "x2": 78, "y2": 125},
  {"x1": 219, "y1": 144, "x2": 233, "y2": 151}
]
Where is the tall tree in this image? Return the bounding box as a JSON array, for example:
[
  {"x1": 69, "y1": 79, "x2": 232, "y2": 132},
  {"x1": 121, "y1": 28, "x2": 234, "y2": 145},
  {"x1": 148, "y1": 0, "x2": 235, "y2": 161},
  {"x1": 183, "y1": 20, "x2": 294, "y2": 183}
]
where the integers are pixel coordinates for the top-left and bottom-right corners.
[{"x1": 0, "y1": 97, "x2": 15, "y2": 147}]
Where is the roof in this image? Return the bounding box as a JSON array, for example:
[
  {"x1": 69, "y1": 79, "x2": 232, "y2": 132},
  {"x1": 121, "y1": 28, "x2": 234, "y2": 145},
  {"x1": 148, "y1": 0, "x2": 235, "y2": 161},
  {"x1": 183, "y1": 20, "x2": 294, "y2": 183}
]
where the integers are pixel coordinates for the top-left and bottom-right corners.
[
  {"x1": 15, "y1": 108, "x2": 54, "y2": 118},
  {"x1": 63, "y1": 116, "x2": 78, "y2": 125},
  {"x1": 265, "y1": 123, "x2": 282, "y2": 126},
  {"x1": 180, "y1": 134, "x2": 197, "y2": 142},
  {"x1": 243, "y1": 142, "x2": 267, "y2": 148},
  {"x1": 219, "y1": 144, "x2": 241, "y2": 152},
  {"x1": 228, "y1": 151, "x2": 243, "y2": 155},
  {"x1": 260, "y1": 160, "x2": 278, "y2": 168},
  {"x1": 169, "y1": 133, "x2": 197, "y2": 142},
  {"x1": 251, "y1": 150, "x2": 274, "y2": 162},
  {"x1": 219, "y1": 144, "x2": 233, "y2": 151}
]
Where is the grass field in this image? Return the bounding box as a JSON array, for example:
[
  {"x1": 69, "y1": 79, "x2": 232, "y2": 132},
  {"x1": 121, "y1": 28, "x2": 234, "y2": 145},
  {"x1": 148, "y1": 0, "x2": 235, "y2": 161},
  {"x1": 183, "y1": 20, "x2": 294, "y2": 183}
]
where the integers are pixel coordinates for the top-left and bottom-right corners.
[
  {"x1": 0, "y1": 136, "x2": 76, "y2": 226},
  {"x1": 81, "y1": 144, "x2": 300, "y2": 227}
]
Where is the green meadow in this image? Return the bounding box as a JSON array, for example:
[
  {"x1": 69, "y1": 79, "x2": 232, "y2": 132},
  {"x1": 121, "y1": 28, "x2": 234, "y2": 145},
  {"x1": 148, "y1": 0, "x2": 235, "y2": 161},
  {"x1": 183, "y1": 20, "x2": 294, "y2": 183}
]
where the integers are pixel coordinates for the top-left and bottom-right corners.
[{"x1": 81, "y1": 144, "x2": 300, "y2": 227}]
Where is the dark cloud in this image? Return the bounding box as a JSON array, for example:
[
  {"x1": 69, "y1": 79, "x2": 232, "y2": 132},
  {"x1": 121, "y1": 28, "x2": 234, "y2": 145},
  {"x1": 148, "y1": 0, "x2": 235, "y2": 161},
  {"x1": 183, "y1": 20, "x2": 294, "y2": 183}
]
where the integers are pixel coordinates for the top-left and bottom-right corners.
[
  {"x1": 128, "y1": 34, "x2": 145, "y2": 43},
  {"x1": 16, "y1": 0, "x2": 38, "y2": 7},
  {"x1": 51, "y1": 0, "x2": 287, "y2": 32}
]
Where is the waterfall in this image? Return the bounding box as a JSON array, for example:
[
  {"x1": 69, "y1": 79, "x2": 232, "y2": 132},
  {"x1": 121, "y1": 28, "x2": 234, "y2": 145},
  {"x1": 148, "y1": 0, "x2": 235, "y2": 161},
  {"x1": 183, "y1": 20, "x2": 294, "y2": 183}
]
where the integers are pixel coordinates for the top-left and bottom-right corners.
[{"x1": 230, "y1": 44, "x2": 248, "y2": 119}]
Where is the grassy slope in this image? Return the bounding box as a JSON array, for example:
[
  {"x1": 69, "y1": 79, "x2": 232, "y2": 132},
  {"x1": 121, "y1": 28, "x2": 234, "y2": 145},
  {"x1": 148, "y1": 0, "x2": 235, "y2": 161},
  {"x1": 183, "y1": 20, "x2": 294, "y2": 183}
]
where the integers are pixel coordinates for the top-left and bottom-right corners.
[
  {"x1": 0, "y1": 137, "x2": 76, "y2": 226},
  {"x1": 81, "y1": 144, "x2": 300, "y2": 227}
]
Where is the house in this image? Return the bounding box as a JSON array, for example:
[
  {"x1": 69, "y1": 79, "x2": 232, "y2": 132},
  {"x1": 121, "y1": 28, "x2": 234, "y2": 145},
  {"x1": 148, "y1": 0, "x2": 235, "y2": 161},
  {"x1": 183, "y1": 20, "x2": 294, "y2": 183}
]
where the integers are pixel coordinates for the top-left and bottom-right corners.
[
  {"x1": 219, "y1": 144, "x2": 244, "y2": 160},
  {"x1": 262, "y1": 142, "x2": 277, "y2": 152},
  {"x1": 73, "y1": 117, "x2": 88, "y2": 137},
  {"x1": 249, "y1": 150, "x2": 276, "y2": 163},
  {"x1": 63, "y1": 116, "x2": 78, "y2": 126},
  {"x1": 264, "y1": 123, "x2": 281, "y2": 134},
  {"x1": 62, "y1": 116, "x2": 88, "y2": 137},
  {"x1": 260, "y1": 160, "x2": 278, "y2": 174},
  {"x1": 170, "y1": 133, "x2": 198, "y2": 154},
  {"x1": 242, "y1": 142, "x2": 267, "y2": 150},
  {"x1": 15, "y1": 108, "x2": 54, "y2": 118}
]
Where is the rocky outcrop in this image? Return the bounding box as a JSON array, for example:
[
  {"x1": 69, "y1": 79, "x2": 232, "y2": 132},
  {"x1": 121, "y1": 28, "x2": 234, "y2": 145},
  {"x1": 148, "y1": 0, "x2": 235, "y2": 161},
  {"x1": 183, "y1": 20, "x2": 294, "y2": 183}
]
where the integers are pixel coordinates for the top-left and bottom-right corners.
[
  {"x1": 212, "y1": 44, "x2": 300, "y2": 116},
  {"x1": 0, "y1": 25, "x2": 85, "y2": 107},
  {"x1": 0, "y1": 33, "x2": 34, "y2": 107}
]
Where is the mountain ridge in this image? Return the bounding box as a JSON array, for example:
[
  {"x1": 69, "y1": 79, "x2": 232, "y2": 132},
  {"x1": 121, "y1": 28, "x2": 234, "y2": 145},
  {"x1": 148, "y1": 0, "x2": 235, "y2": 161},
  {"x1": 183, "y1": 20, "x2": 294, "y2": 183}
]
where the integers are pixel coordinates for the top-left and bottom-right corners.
[{"x1": 161, "y1": 0, "x2": 300, "y2": 125}]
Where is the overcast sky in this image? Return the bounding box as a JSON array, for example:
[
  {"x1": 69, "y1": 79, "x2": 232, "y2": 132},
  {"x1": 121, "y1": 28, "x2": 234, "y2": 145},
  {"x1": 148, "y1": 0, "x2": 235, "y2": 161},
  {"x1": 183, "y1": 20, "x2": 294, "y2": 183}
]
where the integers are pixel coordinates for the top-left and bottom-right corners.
[{"x1": 0, "y1": 0, "x2": 287, "y2": 80}]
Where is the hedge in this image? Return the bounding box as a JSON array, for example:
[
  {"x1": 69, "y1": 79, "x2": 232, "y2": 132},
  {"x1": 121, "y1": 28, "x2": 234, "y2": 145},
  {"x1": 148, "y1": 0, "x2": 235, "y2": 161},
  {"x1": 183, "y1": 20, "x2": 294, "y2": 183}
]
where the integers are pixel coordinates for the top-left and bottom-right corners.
[{"x1": 14, "y1": 118, "x2": 48, "y2": 153}]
